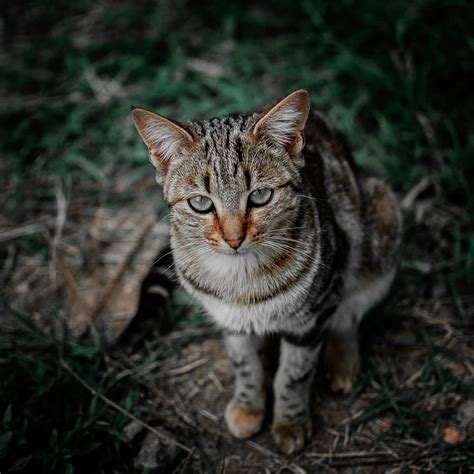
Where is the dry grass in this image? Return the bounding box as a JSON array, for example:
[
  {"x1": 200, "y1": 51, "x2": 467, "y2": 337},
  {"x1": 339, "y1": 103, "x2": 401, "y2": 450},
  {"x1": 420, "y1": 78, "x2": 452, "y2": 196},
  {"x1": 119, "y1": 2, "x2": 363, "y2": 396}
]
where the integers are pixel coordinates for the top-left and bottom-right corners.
[
  {"x1": 1, "y1": 168, "x2": 472, "y2": 472},
  {"x1": 1, "y1": 1, "x2": 473, "y2": 471}
]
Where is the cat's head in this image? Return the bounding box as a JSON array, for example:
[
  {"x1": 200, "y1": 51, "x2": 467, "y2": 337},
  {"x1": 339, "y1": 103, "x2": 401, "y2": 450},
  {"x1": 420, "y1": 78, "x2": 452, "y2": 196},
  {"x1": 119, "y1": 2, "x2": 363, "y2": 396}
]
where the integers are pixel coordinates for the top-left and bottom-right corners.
[{"x1": 132, "y1": 90, "x2": 310, "y2": 257}]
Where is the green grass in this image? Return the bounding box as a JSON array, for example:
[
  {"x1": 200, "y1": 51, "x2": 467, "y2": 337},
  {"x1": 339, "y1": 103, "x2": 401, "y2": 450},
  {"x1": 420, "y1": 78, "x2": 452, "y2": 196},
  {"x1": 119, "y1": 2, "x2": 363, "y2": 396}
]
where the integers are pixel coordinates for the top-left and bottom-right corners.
[
  {"x1": 3, "y1": 0, "x2": 473, "y2": 278},
  {"x1": 0, "y1": 314, "x2": 139, "y2": 473},
  {"x1": 3, "y1": 1, "x2": 473, "y2": 182},
  {"x1": 2, "y1": 0, "x2": 474, "y2": 471}
]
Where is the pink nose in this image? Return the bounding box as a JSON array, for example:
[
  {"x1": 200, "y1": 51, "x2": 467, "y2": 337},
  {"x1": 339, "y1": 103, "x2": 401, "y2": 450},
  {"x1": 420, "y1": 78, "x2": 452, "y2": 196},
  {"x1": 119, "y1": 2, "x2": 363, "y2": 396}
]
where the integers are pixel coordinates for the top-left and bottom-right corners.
[{"x1": 225, "y1": 236, "x2": 243, "y2": 249}]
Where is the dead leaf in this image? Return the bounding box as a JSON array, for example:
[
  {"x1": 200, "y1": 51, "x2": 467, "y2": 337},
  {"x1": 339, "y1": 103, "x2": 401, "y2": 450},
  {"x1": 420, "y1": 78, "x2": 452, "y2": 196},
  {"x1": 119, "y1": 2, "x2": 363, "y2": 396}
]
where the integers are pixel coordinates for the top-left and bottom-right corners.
[
  {"x1": 380, "y1": 417, "x2": 394, "y2": 431},
  {"x1": 14, "y1": 282, "x2": 29, "y2": 294},
  {"x1": 443, "y1": 426, "x2": 463, "y2": 445}
]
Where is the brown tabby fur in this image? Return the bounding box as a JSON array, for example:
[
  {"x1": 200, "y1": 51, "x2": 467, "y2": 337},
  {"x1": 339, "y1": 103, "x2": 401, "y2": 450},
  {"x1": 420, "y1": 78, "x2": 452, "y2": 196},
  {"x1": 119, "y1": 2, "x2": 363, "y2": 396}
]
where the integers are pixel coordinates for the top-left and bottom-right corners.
[{"x1": 132, "y1": 90, "x2": 402, "y2": 454}]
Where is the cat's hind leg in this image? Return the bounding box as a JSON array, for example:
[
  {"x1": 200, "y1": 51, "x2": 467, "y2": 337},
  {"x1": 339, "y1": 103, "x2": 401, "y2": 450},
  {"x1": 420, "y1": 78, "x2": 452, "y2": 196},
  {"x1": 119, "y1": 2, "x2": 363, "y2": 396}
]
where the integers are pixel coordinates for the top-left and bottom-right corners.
[
  {"x1": 325, "y1": 324, "x2": 360, "y2": 394},
  {"x1": 325, "y1": 270, "x2": 396, "y2": 394}
]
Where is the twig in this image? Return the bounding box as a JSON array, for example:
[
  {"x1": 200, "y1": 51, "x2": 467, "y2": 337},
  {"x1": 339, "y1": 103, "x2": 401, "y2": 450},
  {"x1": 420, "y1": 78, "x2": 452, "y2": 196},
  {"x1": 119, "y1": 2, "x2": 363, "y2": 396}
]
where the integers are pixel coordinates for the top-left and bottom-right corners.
[
  {"x1": 54, "y1": 177, "x2": 68, "y2": 245},
  {"x1": 326, "y1": 443, "x2": 470, "y2": 468},
  {"x1": 340, "y1": 409, "x2": 365, "y2": 425},
  {"x1": 160, "y1": 357, "x2": 208, "y2": 377},
  {"x1": 198, "y1": 408, "x2": 218, "y2": 423},
  {"x1": 61, "y1": 359, "x2": 191, "y2": 453},
  {"x1": 401, "y1": 177, "x2": 433, "y2": 211},
  {"x1": 208, "y1": 370, "x2": 224, "y2": 392},
  {"x1": 305, "y1": 450, "x2": 393, "y2": 459},
  {"x1": 0, "y1": 219, "x2": 55, "y2": 243},
  {"x1": 46, "y1": 233, "x2": 90, "y2": 323},
  {"x1": 246, "y1": 440, "x2": 306, "y2": 473},
  {"x1": 90, "y1": 215, "x2": 156, "y2": 324},
  {"x1": 152, "y1": 326, "x2": 220, "y2": 343},
  {"x1": 0, "y1": 244, "x2": 17, "y2": 287},
  {"x1": 173, "y1": 447, "x2": 195, "y2": 474}
]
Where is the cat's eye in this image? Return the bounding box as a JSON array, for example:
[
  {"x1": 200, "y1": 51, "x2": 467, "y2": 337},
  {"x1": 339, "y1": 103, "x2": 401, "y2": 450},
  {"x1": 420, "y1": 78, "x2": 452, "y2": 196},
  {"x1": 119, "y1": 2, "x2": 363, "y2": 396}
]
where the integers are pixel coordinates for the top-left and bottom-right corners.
[
  {"x1": 188, "y1": 195, "x2": 214, "y2": 213},
  {"x1": 248, "y1": 188, "x2": 273, "y2": 207}
]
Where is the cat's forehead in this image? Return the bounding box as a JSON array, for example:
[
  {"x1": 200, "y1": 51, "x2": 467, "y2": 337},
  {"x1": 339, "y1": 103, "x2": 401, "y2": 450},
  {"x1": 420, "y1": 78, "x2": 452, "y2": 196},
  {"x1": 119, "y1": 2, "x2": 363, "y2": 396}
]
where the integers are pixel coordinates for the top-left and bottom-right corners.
[
  {"x1": 190, "y1": 113, "x2": 256, "y2": 138},
  {"x1": 168, "y1": 113, "x2": 293, "y2": 209},
  {"x1": 187, "y1": 114, "x2": 257, "y2": 200}
]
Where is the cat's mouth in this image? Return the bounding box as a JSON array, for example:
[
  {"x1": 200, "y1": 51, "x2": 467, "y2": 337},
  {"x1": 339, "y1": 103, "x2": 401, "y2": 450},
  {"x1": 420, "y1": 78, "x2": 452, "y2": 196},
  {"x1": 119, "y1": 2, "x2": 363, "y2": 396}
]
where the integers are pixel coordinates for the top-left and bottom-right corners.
[{"x1": 213, "y1": 247, "x2": 249, "y2": 256}]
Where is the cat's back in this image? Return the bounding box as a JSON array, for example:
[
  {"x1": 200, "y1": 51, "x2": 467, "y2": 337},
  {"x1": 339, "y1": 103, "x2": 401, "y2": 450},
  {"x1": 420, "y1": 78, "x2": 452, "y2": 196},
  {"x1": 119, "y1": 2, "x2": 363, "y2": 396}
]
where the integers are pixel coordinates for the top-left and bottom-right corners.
[{"x1": 303, "y1": 107, "x2": 402, "y2": 280}]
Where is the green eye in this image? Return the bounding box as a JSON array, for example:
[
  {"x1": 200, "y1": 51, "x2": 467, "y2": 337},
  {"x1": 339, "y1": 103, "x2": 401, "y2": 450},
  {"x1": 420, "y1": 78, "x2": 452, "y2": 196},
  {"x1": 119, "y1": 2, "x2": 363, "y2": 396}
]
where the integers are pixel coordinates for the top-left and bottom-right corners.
[
  {"x1": 248, "y1": 188, "x2": 273, "y2": 207},
  {"x1": 188, "y1": 195, "x2": 214, "y2": 213}
]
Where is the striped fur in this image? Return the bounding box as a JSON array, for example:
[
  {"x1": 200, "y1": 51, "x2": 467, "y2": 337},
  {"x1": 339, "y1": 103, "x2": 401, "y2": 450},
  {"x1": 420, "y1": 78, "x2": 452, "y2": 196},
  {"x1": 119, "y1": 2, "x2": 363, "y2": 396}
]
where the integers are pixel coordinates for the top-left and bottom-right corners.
[{"x1": 132, "y1": 90, "x2": 402, "y2": 454}]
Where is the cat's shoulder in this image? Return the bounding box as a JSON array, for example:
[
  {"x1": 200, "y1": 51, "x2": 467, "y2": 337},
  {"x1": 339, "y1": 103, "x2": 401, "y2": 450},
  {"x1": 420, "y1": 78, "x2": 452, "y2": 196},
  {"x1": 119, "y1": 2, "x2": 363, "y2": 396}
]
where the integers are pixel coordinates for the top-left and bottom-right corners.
[{"x1": 304, "y1": 107, "x2": 358, "y2": 174}]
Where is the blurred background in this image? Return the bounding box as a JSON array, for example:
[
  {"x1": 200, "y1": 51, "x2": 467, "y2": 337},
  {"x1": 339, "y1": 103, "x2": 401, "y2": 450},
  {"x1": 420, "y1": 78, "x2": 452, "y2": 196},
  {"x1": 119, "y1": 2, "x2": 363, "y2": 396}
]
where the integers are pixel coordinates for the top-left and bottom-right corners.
[{"x1": 1, "y1": 1, "x2": 473, "y2": 472}]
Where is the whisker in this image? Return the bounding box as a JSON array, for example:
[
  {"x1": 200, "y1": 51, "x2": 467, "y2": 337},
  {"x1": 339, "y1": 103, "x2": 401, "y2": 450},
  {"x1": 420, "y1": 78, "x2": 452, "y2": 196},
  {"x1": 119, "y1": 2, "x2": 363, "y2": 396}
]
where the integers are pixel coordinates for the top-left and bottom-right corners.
[
  {"x1": 156, "y1": 212, "x2": 171, "y2": 225},
  {"x1": 266, "y1": 226, "x2": 310, "y2": 234},
  {"x1": 150, "y1": 239, "x2": 209, "y2": 268},
  {"x1": 268, "y1": 236, "x2": 307, "y2": 245},
  {"x1": 150, "y1": 248, "x2": 174, "y2": 268},
  {"x1": 296, "y1": 194, "x2": 327, "y2": 202},
  {"x1": 261, "y1": 240, "x2": 323, "y2": 266},
  {"x1": 159, "y1": 260, "x2": 177, "y2": 275}
]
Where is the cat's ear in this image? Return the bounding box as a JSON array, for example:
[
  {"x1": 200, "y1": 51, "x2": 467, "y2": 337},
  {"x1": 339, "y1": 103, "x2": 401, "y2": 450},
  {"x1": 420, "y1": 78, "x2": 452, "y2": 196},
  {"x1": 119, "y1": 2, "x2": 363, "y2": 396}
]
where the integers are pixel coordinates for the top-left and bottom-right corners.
[
  {"x1": 132, "y1": 107, "x2": 194, "y2": 169},
  {"x1": 251, "y1": 89, "x2": 310, "y2": 154}
]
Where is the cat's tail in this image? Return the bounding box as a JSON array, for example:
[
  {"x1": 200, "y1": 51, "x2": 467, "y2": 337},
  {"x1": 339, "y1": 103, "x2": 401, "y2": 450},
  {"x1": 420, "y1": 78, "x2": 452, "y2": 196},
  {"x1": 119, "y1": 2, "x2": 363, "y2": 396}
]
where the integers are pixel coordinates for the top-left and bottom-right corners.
[{"x1": 116, "y1": 246, "x2": 177, "y2": 349}]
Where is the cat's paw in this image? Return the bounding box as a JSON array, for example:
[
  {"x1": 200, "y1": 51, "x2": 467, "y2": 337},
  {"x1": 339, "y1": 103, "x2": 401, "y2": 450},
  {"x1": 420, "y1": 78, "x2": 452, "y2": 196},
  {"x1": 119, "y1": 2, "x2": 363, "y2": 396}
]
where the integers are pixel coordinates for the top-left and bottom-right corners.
[
  {"x1": 271, "y1": 417, "x2": 312, "y2": 455},
  {"x1": 329, "y1": 370, "x2": 358, "y2": 394},
  {"x1": 325, "y1": 338, "x2": 360, "y2": 394},
  {"x1": 225, "y1": 400, "x2": 265, "y2": 439},
  {"x1": 326, "y1": 356, "x2": 359, "y2": 394}
]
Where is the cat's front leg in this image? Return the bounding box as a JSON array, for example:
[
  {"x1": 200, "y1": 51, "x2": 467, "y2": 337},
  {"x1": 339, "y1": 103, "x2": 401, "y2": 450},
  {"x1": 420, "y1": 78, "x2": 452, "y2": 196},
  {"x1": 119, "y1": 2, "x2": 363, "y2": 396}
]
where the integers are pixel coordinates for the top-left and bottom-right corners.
[
  {"x1": 272, "y1": 338, "x2": 321, "y2": 454},
  {"x1": 224, "y1": 333, "x2": 265, "y2": 439}
]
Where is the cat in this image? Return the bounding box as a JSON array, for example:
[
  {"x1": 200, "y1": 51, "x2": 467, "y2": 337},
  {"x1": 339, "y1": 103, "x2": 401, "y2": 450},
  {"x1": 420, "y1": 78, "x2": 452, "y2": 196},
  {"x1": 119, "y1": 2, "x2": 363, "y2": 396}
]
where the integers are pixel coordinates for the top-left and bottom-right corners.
[{"x1": 131, "y1": 90, "x2": 402, "y2": 454}]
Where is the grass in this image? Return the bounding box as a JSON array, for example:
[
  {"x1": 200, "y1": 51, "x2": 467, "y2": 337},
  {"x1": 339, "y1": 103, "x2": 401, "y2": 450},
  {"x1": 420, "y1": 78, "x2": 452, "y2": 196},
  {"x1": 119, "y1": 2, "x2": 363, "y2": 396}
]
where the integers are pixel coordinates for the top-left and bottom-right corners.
[
  {"x1": 1, "y1": 0, "x2": 473, "y2": 472},
  {"x1": 0, "y1": 314, "x2": 138, "y2": 473}
]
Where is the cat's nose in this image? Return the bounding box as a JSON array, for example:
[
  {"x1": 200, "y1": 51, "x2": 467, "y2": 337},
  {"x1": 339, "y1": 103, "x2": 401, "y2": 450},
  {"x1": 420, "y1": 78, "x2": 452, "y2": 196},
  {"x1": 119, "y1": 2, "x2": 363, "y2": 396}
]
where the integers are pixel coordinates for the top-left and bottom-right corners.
[{"x1": 225, "y1": 236, "x2": 244, "y2": 249}]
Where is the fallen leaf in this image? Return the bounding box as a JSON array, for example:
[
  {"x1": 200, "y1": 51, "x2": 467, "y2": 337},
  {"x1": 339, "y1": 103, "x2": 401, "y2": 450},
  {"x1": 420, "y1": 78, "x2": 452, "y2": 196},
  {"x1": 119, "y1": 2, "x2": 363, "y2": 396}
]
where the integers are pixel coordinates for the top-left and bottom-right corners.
[
  {"x1": 443, "y1": 426, "x2": 463, "y2": 445},
  {"x1": 14, "y1": 282, "x2": 29, "y2": 294},
  {"x1": 380, "y1": 417, "x2": 394, "y2": 431}
]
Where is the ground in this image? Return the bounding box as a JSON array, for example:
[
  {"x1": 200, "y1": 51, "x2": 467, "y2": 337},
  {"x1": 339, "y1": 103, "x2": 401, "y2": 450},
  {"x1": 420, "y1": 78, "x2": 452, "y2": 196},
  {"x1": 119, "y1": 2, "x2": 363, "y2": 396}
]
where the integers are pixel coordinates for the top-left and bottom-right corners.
[
  {"x1": 1, "y1": 1, "x2": 473, "y2": 473},
  {"x1": 1, "y1": 165, "x2": 472, "y2": 472}
]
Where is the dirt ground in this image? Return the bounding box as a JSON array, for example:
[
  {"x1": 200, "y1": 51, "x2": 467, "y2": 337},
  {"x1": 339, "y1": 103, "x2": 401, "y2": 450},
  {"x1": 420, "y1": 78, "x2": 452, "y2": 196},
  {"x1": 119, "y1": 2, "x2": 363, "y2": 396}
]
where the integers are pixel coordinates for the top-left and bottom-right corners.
[
  {"x1": 117, "y1": 303, "x2": 472, "y2": 472},
  {"x1": 3, "y1": 169, "x2": 473, "y2": 472}
]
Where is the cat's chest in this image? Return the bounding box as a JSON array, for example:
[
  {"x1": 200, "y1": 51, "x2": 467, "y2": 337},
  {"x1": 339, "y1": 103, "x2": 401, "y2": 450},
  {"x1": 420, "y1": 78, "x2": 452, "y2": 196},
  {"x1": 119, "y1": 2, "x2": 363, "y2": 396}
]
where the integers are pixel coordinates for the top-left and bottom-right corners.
[
  {"x1": 173, "y1": 236, "x2": 323, "y2": 334},
  {"x1": 192, "y1": 286, "x2": 308, "y2": 334},
  {"x1": 177, "y1": 259, "x2": 317, "y2": 335}
]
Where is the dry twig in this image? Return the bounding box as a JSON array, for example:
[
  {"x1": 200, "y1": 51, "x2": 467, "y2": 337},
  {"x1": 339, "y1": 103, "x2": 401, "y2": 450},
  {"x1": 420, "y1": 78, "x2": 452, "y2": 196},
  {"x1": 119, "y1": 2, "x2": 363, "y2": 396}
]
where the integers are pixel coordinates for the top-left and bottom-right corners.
[
  {"x1": 46, "y1": 232, "x2": 90, "y2": 325},
  {"x1": 90, "y1": 215, "x2": 156, "y2": 324},
  {"x1": 61, "y1": 359, "x2": 192, "y2": 453}
]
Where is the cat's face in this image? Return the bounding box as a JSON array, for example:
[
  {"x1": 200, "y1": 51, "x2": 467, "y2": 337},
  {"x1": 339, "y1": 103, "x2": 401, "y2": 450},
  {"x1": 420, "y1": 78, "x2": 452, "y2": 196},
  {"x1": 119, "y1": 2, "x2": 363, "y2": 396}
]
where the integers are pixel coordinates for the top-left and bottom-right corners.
[
  {"x1": 164, "y1": 129, "x2": 301, "y2": 257},
  {"x1": 132, "y1": 90, "x2": 310, "y2": 259}
]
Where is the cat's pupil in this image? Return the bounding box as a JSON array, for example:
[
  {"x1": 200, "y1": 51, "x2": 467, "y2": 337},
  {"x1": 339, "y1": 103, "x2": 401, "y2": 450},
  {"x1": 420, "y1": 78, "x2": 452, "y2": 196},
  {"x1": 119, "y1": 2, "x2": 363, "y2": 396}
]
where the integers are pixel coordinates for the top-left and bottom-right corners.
[
  {"x1": 249, "y1": 188, "x2": 273, "y2": 207},
  {"x1": 188, "y1": 195, "x2": 213, "y2": 213}
]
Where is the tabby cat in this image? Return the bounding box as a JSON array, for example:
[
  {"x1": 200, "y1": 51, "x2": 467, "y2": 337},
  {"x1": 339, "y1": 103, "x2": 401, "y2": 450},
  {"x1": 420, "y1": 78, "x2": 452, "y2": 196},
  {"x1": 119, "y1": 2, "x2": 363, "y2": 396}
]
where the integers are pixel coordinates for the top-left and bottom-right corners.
[{"x1": 132, "y1": 90, "x2": 402, "y2": 454}]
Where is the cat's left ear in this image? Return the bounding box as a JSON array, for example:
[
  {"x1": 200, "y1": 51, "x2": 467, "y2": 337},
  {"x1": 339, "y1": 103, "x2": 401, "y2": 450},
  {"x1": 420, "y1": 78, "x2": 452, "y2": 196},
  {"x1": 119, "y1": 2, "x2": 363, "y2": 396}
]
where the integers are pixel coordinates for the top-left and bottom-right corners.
[{"x1": 251, "y1": 89, "x2": 310, "y2": 155}]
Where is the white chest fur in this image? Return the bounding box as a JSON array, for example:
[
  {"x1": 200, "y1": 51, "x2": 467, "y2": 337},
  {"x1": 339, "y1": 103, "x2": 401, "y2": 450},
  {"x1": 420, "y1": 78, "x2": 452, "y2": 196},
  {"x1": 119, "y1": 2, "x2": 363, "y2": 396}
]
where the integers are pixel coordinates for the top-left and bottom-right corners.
[{"x1": 177, "y1": 251, "x2": 318, "y2": 335}]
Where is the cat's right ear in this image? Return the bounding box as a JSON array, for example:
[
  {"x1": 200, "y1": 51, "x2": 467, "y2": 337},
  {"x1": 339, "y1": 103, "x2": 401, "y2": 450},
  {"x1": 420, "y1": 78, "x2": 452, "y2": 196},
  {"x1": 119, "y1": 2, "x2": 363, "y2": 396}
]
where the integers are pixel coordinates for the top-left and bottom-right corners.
[{"x1": 131, "y1": 107, "x2": 194, "y2": 171}]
